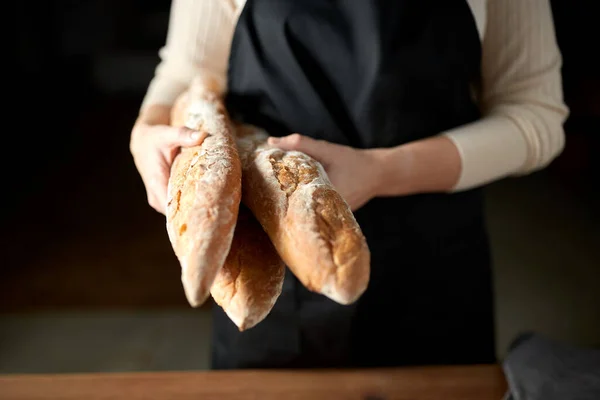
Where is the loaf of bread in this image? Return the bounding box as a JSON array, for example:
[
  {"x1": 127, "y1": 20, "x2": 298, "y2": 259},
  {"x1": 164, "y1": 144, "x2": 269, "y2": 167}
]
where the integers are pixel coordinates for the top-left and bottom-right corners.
[
  {"x1": 210, "y1": 205, "x2": 285, "y2": 331},
  {"x1": 167, "y1": 77, "x2": 242, "y2": 307},
  {"x1": 235, "y1": 125, "x2": 371, "y2": 305}
]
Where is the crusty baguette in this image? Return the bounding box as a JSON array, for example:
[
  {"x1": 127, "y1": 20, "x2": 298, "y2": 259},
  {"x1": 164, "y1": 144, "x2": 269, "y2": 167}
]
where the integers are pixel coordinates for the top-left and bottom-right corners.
[
  {"x1": 235, "y1": 125, "x2": 370, "y2": 305},
  {"x1": 211, "y1": 205, "x2": 285, "y2": 331},
  {"x1": 167, "y1": 77, "x2": 242, "y2": 307}
]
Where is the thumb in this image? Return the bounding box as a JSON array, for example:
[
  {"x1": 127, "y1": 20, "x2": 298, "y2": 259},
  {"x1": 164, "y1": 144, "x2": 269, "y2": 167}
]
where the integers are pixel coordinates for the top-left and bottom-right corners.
[
  {"x1": 162, "y1": 126, "x2": 207, "y2": 148},
  {"x1": 268, "y1": 134, "x2": 333, "y2": 161}
]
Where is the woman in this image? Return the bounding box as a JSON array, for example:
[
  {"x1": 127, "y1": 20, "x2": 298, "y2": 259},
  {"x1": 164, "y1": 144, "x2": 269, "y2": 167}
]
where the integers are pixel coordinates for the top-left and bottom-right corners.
[{"x1": 130, "y1": 0, "x2": 568, "y2": 369}]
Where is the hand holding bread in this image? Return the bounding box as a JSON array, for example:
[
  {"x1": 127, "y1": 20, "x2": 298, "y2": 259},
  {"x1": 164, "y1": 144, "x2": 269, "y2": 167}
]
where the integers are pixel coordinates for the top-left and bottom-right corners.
[
  {"x1": 130, "y1": 106, "x2": 207, "y2": 215},
  {"x1": 236, "y1": 126, "x2": 371, "y2": 305},
  {"x1": 166, "y1": 76, "x2": 371, "y2": 330}
]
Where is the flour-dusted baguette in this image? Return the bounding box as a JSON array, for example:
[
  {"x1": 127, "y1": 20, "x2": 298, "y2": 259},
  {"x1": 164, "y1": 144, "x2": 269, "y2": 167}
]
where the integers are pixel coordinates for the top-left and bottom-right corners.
[
  {"x1": 211, "y1": 205, "x2": 285, "y2": 331},
  {"x1": 235, "y1": 125, "x2": 370, "y2": 305},
  {"x1": 167, "y1": 77, "x2": 242, "y2": 307}
]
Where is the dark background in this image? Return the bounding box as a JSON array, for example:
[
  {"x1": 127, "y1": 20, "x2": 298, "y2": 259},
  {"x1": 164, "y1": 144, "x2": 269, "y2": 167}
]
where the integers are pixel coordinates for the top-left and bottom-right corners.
[{"x1": 2, "y1": 1, "x2": 599, "y2": 311}]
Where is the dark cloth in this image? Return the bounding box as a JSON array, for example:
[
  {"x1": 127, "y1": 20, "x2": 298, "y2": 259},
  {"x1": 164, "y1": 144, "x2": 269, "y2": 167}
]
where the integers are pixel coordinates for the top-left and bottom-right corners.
[
  {"x1": 212, "y1": 0, "x2": 496, "y2": 369},
  {"x1": 503, "y1": 333, "x2": 600, "y2": 400}
]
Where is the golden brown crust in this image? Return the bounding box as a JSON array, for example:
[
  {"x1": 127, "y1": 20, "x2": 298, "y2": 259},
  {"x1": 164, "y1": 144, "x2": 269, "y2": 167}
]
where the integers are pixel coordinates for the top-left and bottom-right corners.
[
  {"x1": 211, "y1": 205, "x2": 285, "y2": 331},
  {"x1": 167, "y1": 78, "x2": 242, "y2": 307},
  {"x1": 235, "y1": 126, "x2": 370, "y2": 305}
]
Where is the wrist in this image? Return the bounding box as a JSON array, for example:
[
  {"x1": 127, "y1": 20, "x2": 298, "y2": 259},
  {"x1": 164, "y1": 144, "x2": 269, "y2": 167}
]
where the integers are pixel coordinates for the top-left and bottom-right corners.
[
  {"x1": 362, "y1": 147, "x2": 413, "y2": 198},
  {"x1": 370, "y1": 136, "x2": 462, "y2": 197}
]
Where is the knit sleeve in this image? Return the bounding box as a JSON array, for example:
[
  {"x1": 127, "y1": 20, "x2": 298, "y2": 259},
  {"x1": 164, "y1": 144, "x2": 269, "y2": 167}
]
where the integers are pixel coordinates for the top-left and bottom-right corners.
[
  {"x1": 140, "y1": 0, "x2": 239, "y2": 112},
  {"x1": 443, "y1": 0, "x2": 569, "y2": 191}
]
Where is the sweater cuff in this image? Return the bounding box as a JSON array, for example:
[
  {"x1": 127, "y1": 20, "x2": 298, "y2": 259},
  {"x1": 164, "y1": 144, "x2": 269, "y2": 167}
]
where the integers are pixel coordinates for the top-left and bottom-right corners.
[
  {"x1": 443, "y1": 114, "x2": 528, "y2": 191},
  {"x1": 140, "y1": 78, "x2": 188, "y2": 112}
]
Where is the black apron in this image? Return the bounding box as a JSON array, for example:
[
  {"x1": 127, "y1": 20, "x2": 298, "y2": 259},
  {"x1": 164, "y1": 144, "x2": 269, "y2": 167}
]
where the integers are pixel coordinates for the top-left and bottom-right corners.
[{"x1": 213, "y1": 0, "x2": 496, "y2": 369}]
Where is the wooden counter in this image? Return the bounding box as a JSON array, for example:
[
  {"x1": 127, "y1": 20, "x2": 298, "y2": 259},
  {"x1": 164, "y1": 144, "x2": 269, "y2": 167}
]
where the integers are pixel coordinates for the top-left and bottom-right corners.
[{"x1": 0, "y1": 365, "x2": 506, "y2": 400}]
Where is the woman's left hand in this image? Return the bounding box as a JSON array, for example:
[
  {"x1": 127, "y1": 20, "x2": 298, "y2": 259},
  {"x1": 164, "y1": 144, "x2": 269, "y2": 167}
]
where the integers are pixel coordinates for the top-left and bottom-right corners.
[{"x1": 268, "y1": 134, "x2": 382, "y2": 211}]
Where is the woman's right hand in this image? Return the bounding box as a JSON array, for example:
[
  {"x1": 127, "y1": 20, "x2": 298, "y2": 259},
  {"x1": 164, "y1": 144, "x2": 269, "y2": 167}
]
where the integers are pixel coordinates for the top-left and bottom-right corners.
[{"x1": 130, "y1": 106, "x2": 207, "y2": 215}]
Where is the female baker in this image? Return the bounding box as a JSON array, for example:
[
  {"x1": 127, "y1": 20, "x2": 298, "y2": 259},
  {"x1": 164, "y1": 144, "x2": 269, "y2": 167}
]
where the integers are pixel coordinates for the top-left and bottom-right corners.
[{"x1": 130, "y1": 0, "x2": 568, "y2": 369}]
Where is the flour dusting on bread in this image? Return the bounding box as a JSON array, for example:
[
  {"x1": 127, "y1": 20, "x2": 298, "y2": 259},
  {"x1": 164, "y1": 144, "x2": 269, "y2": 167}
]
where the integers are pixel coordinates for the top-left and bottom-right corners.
[
  {"x1": 166, "y1": 78, "x2": 242, "y2": 307},
  {"x1": 236, "y1": 124, "x2": 370, "y2": 305},
  {"x1": 210, "y1": 206, "x2": 285, "y2": 331}
]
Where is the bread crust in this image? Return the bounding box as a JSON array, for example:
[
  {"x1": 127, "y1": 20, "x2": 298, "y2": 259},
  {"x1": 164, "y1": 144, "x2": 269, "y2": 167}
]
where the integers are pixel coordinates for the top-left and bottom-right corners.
[
  {"x1": 210, "y1": 205, "x2": 285, "y2": 331},
  {"x1": 167, "y1": 77, "x2": 242, "y2": 307},
  {"x1": 235, "y1": 125, "x2": 370, "y2": 305},
  {"x1": 167, "y1": 75, "x2": 369, "y2": 313}
]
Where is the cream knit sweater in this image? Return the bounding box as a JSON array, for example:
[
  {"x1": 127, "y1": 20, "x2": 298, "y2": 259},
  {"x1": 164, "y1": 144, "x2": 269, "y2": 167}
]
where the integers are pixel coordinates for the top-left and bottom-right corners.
[{"x1": 141, "y1": 0, "x2": 569, "y2": 191}]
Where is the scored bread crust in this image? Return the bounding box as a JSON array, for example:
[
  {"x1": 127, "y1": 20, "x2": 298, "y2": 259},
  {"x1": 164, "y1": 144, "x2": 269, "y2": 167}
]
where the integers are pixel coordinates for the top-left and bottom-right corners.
[
  {"x1": 210, "y1": 205, "x2": 285, "y2": 331},
  {"x1": 167, "y1": 77, "x2": 242, "y2": 307},
  {"x1": 235, "y1": 124, "x2": 371, "y2": 305}
]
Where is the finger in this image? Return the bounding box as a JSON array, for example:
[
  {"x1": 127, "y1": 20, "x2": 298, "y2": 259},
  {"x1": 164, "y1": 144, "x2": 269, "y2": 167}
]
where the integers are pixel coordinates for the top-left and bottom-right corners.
[
  {"x1": 146, "y1": 170, "x2": 170, "y2": 215},
  {"x1": 147, "y1": 194, "x2": 165, "y2": 215},
  {"x1": 165, "y1": 145, "x2": 182, "y2": 165},
  {"x1": 268, "y1": 134, "x2": 334, "y2": 162},
  {"x1": 158, "y1": 126, "x2": 208, "y2": 148},
  {"x1": 148, "y1": 187, "x2": 168, "y2": 215},
  {"x1": 179, "y1": 128, "x2": 208, "y2": 148}
]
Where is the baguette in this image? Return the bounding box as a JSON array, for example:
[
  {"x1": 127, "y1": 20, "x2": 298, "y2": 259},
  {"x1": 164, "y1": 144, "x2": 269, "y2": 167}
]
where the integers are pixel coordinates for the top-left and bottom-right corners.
[
  {"x1": 211, "y1": 205, "x2": 285, "y2": 331},
  {"x1": 235, "y1": 125, "x2": 370, "y2": 305},
  {"x1": 167, "y1": 77, "x2": 242, "y2": 307}
]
